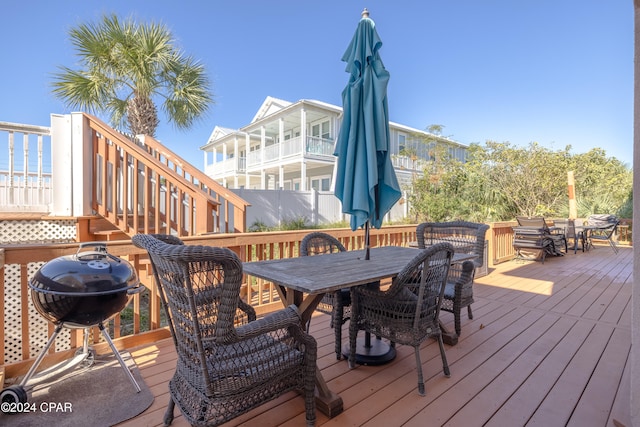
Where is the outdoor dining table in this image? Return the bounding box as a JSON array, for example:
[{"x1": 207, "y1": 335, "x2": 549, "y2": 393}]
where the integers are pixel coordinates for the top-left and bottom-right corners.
[{"x1": 242, "y1": 245, "x2": 474, "y2": 418}]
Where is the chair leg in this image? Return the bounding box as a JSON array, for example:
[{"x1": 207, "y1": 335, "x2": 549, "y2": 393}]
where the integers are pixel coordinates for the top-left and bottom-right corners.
[
  {"x1": 437, "y1": 334, "x2": 451, "y2": 378},
  {"x1": 609, "y1": 239, "x2": 619, "y2": 254},
  {"x1": 454, "y1": 309, "x2": 462, "y2": 336},
  {"x1": 333, "y1": 306, "x2": 343, "y2": 360},
  {"x1": 467, "y1": 305, "x2": 473, "y2": 320},
  {"x1": 164, "y1": 395, "x2": 176, "y2": 426},
  {"x1": 348, "y1": 324, "x2": 358, "y2": 369},
  {"x1": 414, "y1": 346, "x2": 425, "y2": 396}
]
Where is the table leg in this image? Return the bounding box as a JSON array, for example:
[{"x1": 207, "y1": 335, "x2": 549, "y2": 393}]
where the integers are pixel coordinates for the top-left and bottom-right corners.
[
  {"x1": 439, "y1": 320, "x2": 459, "y2": 346},
  {"x1": 314, "y1": 368, "x2": 343, "y2": 417},
  {"x1": 288, "y1": 290, "x2": 344, "y2": 417}
]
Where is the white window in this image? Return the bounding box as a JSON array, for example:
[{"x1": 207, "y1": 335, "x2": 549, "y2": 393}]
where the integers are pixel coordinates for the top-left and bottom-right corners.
[
  {"x1": 311, "y1": 176, "x2": 331, "y2": 191},
  {"x1": 398, "y1": 134, "x2": 406, "y2": 154},
  {"x1": 311, "y1": 120, "x2": 331, "y2": 139}
]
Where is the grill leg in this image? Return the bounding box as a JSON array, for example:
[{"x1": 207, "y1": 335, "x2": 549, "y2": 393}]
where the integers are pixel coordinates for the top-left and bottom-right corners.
[
  {"x1": 97, "y1": 323, "x2": 141, "y2": 393},
  {"x1": 19, "y1": 323, "x2": 65, "y2": 387}
]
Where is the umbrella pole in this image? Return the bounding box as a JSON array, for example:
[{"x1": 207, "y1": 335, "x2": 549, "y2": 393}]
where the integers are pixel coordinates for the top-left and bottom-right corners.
[{"x1": 365, "y1": 221, "x2": 370, "y2": 260}]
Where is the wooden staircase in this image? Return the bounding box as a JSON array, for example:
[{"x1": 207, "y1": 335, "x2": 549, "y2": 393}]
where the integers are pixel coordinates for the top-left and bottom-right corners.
[{"x1": 84, "y1": 114, "x2": 250, "y2": 239}]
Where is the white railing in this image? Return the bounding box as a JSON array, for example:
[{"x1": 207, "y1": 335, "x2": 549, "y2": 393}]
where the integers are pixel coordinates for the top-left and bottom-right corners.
[
  {"x1": 282, "y1": 136, "x2": 303, "y2": 157},
  {"x1": 244, "y1": 136, "x2": 335, "y2": 168},
  {"x1": 205, "y1": 156, "x2": 246, "y2": 177},
  {"x1": 263, "y1": 144, "x2": 280, "y2": 162},
  {"x1": 0, "y1": 121, "x2": 52, "y2": 211},
  {"x1": 391, "y1": 155, "x2": 427, "y2": 171},
  {"x1": 305, "y1": 136, "x2": 334, "y2": 156}
]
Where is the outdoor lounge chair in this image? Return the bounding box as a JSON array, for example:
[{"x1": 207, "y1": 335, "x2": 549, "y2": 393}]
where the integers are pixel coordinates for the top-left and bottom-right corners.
[
  {"x1": 133, "y1": 234, "x2": 318, "y2": 427},
  {"x1": 585, "y1": 214, "x2": 620, "y2": 254},
  {"x1": 348, "y1": 243, "x2": 454, "y2": 396},
  {"x1": 553, "y1": 219, "x2": 585, "y2": 254},
  {"x1": 416, "y1": 221, "x2": 489, "y2": 336},
  {"x1": 300, "y1": 232, "x2": 351, "y2": 360},
  {"x1": 513, "y1": 216, "x2": 567, "y2": 263}
]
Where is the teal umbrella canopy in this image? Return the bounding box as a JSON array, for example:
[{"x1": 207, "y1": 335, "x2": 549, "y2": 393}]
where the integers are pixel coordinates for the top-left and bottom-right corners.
[{"x1": 334, "y1": 9, "x2": 402, "y2": 234}]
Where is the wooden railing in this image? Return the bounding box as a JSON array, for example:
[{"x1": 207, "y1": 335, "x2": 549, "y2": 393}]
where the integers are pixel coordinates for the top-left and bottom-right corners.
[
  {"x1": 133, "y1": 131, "x2": 250, "y2": 233},
  {"x1": 0, "y1": 221, "x2": 631, "y2": 376},
  {"x1": 0, "y1": 225, "x2": 415, "y2": 373},
  {"x1": 86, "y1": 114, "x2": 249, "y2": 236}
]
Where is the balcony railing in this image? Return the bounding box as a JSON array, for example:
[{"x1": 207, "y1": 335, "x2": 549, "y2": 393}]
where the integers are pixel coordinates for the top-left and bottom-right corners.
[
  {"x1": 391, "y1": 155, "x2": 428, "y2": 171},
  {"x1": 0, "y1": 122, "x2": 52, "y2": 211},
  {"x1": 240, "y1": 136, "x2": 335, "y2": 169}
]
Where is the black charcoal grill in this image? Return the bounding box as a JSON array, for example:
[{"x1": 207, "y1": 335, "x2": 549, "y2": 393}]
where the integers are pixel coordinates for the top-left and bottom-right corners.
[{"x1": 1, "y1": 242, "x2": 145, "y2": 405}]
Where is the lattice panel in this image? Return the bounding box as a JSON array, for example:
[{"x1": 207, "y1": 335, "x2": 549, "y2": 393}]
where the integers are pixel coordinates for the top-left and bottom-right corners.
[
  {"x1": 3, "y1": 264, "x2": 23, "y2": 364},
  {"x1": 0, "y1": 219, "x2": 76, "y2": 244},
  {"x1": 27, "y1": 262, "x2": 50, "y2": 360},
  {"x1": 3, "y1": 262, "x2": 71, "y2": 365}
]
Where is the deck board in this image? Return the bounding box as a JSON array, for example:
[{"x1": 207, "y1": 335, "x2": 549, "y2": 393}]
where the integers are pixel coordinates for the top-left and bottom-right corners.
[{"x1": 117, "y1": 245, "x2": 632, "y2": 427}]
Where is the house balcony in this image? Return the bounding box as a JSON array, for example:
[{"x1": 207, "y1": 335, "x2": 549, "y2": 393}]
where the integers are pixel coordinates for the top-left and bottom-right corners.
[
  {"x1": 0, "y1": 224, "x2": 632, "y2": 426},
  {"x1": 206, "y1": 136, "x2": 335, "y2": 179},
  {"x1": 248, "y1": 136, "x2": 335, "y2": 166}
]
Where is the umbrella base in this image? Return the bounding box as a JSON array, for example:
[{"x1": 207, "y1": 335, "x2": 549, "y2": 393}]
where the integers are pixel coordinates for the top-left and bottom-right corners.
[{"x1": 342, "y1": 333, "x2": 396, "y2": 365}]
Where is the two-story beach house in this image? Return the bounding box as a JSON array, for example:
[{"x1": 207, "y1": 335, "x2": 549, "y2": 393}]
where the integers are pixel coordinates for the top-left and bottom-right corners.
[{"x1": 200, "y1": 96, "x2": 468, "y2": 192}]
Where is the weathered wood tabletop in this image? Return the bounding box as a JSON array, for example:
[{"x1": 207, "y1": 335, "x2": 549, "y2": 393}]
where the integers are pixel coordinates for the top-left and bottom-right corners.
[{"x1": 243, "y1": 245, "x2": 473, "y2": 295}]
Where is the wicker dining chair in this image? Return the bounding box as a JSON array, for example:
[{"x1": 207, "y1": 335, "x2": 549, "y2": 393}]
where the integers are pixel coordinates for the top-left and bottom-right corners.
[
  {"x1": 133, "y1": 234, "x2": 318, "y2": 427},
  {"x1": 348, "y1": 242, "x2": 454, "y2": 396},
  {"x1": 300, "y1": 232, "x2": 350, "y2": 360},
  {"x1": 416, "y1": 221, "x2": 489, "y2": 336}
]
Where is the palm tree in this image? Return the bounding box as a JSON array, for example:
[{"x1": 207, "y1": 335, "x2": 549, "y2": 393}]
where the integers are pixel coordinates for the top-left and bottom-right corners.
[{"x1": 51, "y1": 14, "x2": 213, "y2": 137}]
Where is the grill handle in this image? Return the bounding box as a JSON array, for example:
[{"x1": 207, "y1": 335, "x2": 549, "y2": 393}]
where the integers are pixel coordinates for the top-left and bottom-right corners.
[
  {"x1": 76, "y1": 242, "x2": 120, "y2": 263},
  {"x1": 127, "y1": 284, "x2": 146, "y2": 295}
]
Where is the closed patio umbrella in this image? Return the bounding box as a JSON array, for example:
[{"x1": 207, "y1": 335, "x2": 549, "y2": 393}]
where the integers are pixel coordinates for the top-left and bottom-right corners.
[
  {"x1": 334, "y1": 8, "x2": 401, "y2": 261},
  {"x1": 334, "y1": 9, "x2": 402, "y2": 364}
]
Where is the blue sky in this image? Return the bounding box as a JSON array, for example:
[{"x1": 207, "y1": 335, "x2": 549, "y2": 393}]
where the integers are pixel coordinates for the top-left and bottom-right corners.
[{"x1": 1, "y1": 1, "x2": 633, "y2": 168}]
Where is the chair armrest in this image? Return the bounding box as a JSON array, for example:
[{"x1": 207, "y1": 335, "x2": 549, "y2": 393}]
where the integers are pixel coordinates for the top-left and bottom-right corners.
[
  {"x1": 445, "y1": 260, "x2": 476, "y2": 301},
  {"x1": 222, "y1": 305, "x2": 305, "y2": 343},
  {"x1": 237, "y1": 299, "x2": 257, "y2": 322},
  {"x1": 450, "y1": 260, "x2": 475, "y2": 286}
]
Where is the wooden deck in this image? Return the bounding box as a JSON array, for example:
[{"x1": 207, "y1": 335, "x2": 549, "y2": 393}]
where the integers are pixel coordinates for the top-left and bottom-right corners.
[{"x1": 119, "y1": 245, "x2": 633, "y2": 427}]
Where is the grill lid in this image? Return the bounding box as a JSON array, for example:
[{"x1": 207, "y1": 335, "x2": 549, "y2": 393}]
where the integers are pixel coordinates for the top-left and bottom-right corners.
[{"x1": 29, "y1": 242, "x2": 138, "y2": 296}]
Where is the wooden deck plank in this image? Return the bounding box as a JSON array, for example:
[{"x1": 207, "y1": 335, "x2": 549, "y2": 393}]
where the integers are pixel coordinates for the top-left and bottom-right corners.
[
  {"x1": 409, "y1": 313, "x2": 564, "y2": 426},
  {"x1": 357, "y1": 309, "x2": 547, "y2": 427},
  {"x1": 439, "y1": 315, "x2": 576, "y2": 426},
  {"x1": 483, "y1": 319, "x2": 596, "y2": 426},
  {"x1": 567, "y1": 327, "x2": 631, "y2": 427},
  {"x1": 115, "y1": 246, "x2": 632, "y2": 427},
  {"x1": 527, "y1": 323, "x2": 619, "y2": 426}
]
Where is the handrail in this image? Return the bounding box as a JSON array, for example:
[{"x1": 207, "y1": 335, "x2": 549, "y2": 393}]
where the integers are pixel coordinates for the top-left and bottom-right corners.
[
  {"x1": 84, "y1": 114, "x2": 248, "y2": 236},
  {"x1": 136, "y1": 132, "x2": 250, "y2": 232}
]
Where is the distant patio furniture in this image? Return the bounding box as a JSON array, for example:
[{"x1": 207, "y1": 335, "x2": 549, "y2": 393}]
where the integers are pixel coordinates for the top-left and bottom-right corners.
[
  {"x1": 300, "y1": 232, "x2": 352, "y2": 360},
  {"x1": 416, "y1": 221, "x2": 489, "y2": 336},
  {"x1": 553, "y1": 219, "x2": 586, "y2": 254},
  {"x1": 132, "y1": 234, "x2": 318, "y2": 427},
  {"x1": 348, "y1": 243, "x2": 454, "y2": 396},
  {"x1": 585, "y1": 214, "x2": 620, "y2": 254},
  {"x1": 513, "y1": 216, "x2": 567, "y2": 263}
]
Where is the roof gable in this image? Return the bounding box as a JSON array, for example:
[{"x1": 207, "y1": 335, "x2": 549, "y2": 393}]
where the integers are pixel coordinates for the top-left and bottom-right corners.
[{"x1": 251, "y1": 96, "x2": 292, "y2": 123}]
